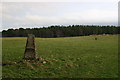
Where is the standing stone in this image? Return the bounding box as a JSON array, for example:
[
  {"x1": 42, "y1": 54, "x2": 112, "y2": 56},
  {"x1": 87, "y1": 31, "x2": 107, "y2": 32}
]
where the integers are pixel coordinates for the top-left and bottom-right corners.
[{"x1": 24, "y1": 34, "x2": 36, "y2": 60}]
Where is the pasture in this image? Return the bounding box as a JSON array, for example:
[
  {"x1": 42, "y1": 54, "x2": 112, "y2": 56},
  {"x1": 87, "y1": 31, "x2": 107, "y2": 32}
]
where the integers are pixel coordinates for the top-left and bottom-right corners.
[{"x1": 2, "y1": 35, "x2": 118, "y2": 78}]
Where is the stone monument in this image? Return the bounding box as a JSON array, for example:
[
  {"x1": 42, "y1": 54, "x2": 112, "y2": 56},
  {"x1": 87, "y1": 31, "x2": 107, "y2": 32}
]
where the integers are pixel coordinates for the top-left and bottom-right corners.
[{"x1": 24, "y1": 34, "x2": 36, "y2": 60}]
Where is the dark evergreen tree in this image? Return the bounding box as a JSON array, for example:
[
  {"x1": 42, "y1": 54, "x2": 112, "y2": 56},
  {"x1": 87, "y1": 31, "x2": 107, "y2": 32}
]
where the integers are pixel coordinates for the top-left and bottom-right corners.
[{"x1": 2, "y1": 25, "x2": 119, "y2": 37}]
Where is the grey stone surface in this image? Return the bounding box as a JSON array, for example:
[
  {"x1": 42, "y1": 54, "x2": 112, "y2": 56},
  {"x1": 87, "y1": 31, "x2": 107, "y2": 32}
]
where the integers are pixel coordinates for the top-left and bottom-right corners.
[{"x1": 24, "y1": 34, "x2": 36, "y2": 60}]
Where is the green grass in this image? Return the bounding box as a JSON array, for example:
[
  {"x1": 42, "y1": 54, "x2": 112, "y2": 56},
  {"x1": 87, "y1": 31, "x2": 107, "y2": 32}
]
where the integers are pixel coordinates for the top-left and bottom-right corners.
[{"x1": 2, "y1": 35, "x2": 118, "y2": 78}]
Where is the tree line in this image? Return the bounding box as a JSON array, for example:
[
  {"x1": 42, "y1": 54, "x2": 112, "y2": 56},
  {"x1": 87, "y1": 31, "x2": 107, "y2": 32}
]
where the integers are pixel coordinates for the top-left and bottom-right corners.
[{"x1": 2, "y1": 25, "x2": 119, "y2": 38}]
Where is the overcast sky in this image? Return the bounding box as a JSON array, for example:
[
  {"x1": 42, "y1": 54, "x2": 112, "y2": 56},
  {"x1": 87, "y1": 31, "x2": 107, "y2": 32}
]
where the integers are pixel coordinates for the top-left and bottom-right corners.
[{"x1": 0, "y1": 0, "x2": 119, "y2": 31}]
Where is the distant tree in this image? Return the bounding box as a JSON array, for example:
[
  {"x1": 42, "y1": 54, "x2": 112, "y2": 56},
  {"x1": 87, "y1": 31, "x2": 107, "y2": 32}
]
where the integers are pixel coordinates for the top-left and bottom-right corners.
[{"x1": 2, "y1": 25, "x2": 119, "y2": 37}]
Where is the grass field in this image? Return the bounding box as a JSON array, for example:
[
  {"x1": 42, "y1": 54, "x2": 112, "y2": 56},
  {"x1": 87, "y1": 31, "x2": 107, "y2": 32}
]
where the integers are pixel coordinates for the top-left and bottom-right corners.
[{"x1": 2, "y1": 35, "x2": 118, "y2": 78}]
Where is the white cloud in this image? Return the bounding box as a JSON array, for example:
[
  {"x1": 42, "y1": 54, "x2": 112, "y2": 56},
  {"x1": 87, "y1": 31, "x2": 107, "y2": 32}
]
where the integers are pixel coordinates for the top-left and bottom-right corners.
[
  {"x1": 64, "y1": 10, "x2": 117, "y2": 23},
  {"x1": 1, "y1": 0, "x2": 119, "y2": 3},
  {"x1": 0, "y1": 3, "x2": 2, "y2": 31},
  {"x1": 1, "y1": 1, "x2": 118, "y2": 31},
  {"x1": 2, "y1": 9, "x2": 117, "y2": 28}
]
